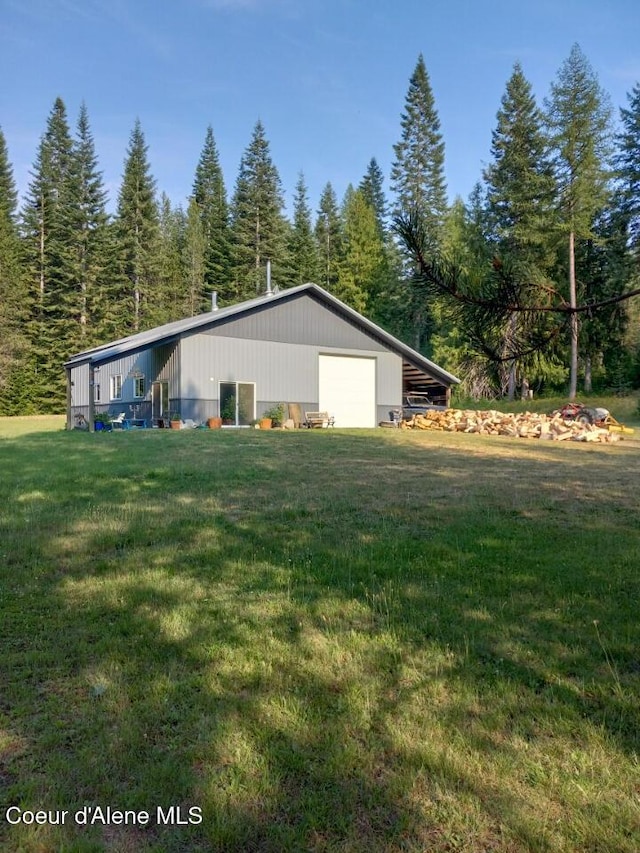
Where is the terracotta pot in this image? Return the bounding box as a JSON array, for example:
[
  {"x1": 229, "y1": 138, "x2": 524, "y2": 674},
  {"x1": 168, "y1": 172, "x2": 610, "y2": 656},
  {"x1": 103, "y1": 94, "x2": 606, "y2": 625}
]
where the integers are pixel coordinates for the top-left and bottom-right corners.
[
  {"x1": 170, "y1": 420, "x2": 181, "y2": 430},
  {"x1": 207, "y1": 417, "x2": 222, "y2": 429},
  {"x1": 260, "y1": 418, "x2": 272, "y2": 430}
]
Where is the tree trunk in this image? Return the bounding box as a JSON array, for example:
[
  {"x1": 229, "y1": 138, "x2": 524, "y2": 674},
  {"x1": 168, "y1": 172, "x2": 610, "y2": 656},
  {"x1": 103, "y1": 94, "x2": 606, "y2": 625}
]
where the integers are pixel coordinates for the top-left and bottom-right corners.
[
  {"x1": 506, "y1": 313, "x2": 517, "y2": 401},
  {"x1": 584, "y1": 355, "x2": 592, "y2": 393},
  {"x1": 255, "y1": 208, "x2": 260, "y2": 293},
  {"x1": 134, "y1": 274, "x2": 140, "y2": 331},
  {"x1": 507, "y1": 363, "x2": 516, "y2": 401},
  {"x1": 39, "y1": 193, "x2": 46, "y2": 309},
  {"x1": 568, "y1": 230, "x2": 579, "y2": 400}
]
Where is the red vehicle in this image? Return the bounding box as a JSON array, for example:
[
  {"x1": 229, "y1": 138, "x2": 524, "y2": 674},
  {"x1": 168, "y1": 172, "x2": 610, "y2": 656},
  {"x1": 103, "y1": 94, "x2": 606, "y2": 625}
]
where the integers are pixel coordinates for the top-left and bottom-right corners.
[
  {"x1": 555, "y1": 402, "x2": 610, "y2": 425},
  {"x1": 554, "y1": 402, "x2": 634, "y2": 435}
]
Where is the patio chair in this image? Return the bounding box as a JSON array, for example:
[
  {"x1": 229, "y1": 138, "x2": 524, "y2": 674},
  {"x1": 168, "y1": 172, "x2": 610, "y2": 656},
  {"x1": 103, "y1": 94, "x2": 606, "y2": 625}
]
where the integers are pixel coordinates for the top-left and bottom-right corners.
[{"x1": 111, "y1": 412, "x2": 127, "y2": 429}]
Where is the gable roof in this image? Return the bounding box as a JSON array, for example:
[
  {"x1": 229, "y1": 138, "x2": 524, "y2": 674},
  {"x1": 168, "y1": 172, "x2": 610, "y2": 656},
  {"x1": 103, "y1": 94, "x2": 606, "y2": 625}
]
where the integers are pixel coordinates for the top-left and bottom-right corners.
[{"x1": 65, "y1": 282, "x2": 459, "y2": 386}]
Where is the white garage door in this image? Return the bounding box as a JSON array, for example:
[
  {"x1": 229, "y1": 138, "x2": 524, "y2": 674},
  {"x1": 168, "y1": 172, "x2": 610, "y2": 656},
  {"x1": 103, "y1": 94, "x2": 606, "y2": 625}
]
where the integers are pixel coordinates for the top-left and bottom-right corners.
[{"x1": 318, "y1": 355, "x2": 376, "y2": 428}]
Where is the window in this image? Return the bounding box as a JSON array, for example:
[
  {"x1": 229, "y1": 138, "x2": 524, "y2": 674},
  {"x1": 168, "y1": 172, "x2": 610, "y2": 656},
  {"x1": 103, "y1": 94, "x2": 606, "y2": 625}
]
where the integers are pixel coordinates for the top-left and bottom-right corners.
[
  {"x1": 110, "y1": 374, "x2": 123, "y2": 401},
  {"x1": 134, "y1": 376, "x2": 145, "y2": 398},
  {"x1": 93, "y1": 383, "x2": 101, "y2": 403}
]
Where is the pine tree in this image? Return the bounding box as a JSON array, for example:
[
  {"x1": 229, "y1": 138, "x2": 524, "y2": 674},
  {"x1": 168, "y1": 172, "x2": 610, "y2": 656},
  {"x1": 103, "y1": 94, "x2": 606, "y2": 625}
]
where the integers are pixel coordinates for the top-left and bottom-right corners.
[
  {"x1": 289, "y1": 172, "x2": 320, "y2": 285},
  {"x1": 0, "y1": 128, "x2": 29, "y2": 414},
  {"x1": 64, "y1": 103, "x2": 110, "y2": 349},
  {"x1": 20, "y1": 97, "x2": 75, "y2": 411},
  {"x1": 612, "y1": 83, "x2": 640, "y2": 386},
  {"x1": 391, "y1": 54, "x2": 447, "y2": 239},
  {"x1": 0, "y1": 128, "x2": 17, "y2": 223},
  {"x1": 157, "y1": 194, "x2": 186, "y2": 321},
  {"x1": 391, "y1": 55, "x2": 448, "y2": 351},
  {"x1": 485, "y1": 63, "x2": 556, "y2": 264},
  {"x1": 359, "y1": 158, "x2": 387, "y2": 236},
  {"x1": 192, "y1": 126, "x2": 232, "y2": 301},
  {"x1": 21, "y1": 99, "x2": 74, "y2": 315},
  {"x1": 483, "y1": 63, "x2": 558, "y2": 397},
  {"x1": 417, "y1": 197, "x2": 495, "y2": 396},
  {"x1": 115, "y1": 119, "x2": 161, "y2": 331},
  {"x1": 314, "y1": 182, "x2": 343, "y2": 291},
  {"x1": 616, "y1": 82, "x2": 640, "y2": 260},
  {"x1": 230, "y1": 120, "x2": 289, "y2": 298},
  {"x1": 92, "y1": 219, "x2": 130, "y2": 343},
  {"x1": 335, "y1": 186, "x2": 385, "y2": 314},
  {"x1": 183, "y1": 196, "x2": 207, "y2": 315},
  {"x1": 356, "y1": 160, "x2": 406, "y2": 337},
  {"x1": 545, "y1": 44, "x2": 613, "y2": 398},
  {"x1": 575, "y1": 210, "x2": 630, "y2": 391}
]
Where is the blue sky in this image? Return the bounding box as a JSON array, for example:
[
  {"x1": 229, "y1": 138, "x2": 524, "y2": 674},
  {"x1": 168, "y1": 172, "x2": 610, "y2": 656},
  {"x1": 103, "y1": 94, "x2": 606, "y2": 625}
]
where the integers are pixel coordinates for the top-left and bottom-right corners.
[{"x1": 2, "y1": 0, "x2": 639, "y2": 217}]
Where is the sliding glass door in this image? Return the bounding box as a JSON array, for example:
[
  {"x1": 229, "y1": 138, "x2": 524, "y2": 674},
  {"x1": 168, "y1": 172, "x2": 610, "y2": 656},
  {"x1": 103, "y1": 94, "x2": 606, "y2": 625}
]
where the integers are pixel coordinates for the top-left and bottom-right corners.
[{"x1": 219, "y1": 381, "x2": 255, "y2": 426}]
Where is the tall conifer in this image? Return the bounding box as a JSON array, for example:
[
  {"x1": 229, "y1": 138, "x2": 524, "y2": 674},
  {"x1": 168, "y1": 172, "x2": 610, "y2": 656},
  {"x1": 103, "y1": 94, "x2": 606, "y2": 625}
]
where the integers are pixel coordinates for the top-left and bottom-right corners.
[
  {"x1": 485, "y1": 63, "x2": 556, "y2": 264},
  {"x1": 157, "y1": 194, "x2": 186, "y2": 322},
  {"x1": 0, "y1": 128, "x2": 18, "y2": 222},
  {"x1": 616, "y1": 82, "x2": 640, "y2": 260},
  {"x1": 545, "y1": 44, "x2": 613, "y2": 398},
  {"x1": 289, "y1": 172, "x2": 320, "y2": 285},
  {"x1": 21, "y1": 97, "x2": 75, "y2": 410},
  {"x1": 230, "y1": 120, "x2": 289, "y2": 297},
  {"x1": 484, "y1": 63, "x2": 558, "y2": 397},
  {"x1": 0, "y1": 128, "x2": 29, "y2": 413},
  {"x1": 115, "y1": 120, "x2": 161, "y2": 331},
  {"x1": 314, "y1": 182, "x2": 342, "y2": 291},
  {"x1": 192, "y1": 126, "x2": 232, "y2": 300},
  {"x1": 391, "y1": 54, "x2": 447, "y2": 238},
  {"x1": 65, "y1": 103, "x2": 110, "y2": 348},
  {"x1": 359, "y1": 158, "x2": 388, "y2": 236},
  {"x1": 183, "y1": 197, "x2": 207, "y2": 314},
  {"x1": 336, "y1": 186, "x2": 385, "y2": 314},
  {"x1": 391, "y1": 55, "x2": 447, "y2": 351}
]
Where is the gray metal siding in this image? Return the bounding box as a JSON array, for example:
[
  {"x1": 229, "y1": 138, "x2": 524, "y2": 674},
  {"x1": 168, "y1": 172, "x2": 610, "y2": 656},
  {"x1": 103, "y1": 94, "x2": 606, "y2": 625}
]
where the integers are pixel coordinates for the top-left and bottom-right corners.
[
  {"x1": 200, "y1": 292, "x2": 389, "y2": 352},
  {"x1": 69, "y1": 343, "x2": 179, "y2": 420},
  {"x1": 179, "y1": 334, "x2": 401, "y2": 423},
  {"x1": 70, "y1": 363, "x2": 90, "y2": 407}
]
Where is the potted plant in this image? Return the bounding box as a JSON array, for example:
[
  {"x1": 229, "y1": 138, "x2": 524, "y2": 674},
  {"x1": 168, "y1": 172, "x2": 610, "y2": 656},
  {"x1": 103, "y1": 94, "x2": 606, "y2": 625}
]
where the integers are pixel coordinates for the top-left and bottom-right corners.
[
  {"x1": 262, "y1": 403, "x2": 286, "y2": 428},
  {"x1": 220, "y1": 395, "x2": 236, "y2": 425},
  {"x1": 169, "y1": 411, "x2": 182, "y2": 430},
  {"x1": 207, "y1": 416, "x2": 222, "y2": 429},
  {"x1": 93, "y1": 412, "x2": 111, "y2": 431}
]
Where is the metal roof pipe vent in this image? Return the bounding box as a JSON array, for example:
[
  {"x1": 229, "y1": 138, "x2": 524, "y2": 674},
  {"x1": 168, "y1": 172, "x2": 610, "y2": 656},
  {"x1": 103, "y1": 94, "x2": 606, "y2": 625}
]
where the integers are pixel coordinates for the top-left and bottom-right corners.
[
  {"x1": 266, "y1": 259, "x2": 273, "y2": 296},
  {"x1": 211, "y1": 291, "x2": 218, "y2": 311}
]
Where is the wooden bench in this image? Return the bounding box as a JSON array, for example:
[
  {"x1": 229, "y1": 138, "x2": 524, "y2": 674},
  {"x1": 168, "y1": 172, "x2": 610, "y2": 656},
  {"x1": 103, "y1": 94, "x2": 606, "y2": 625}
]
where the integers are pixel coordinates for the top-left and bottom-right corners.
[{"x1": 304, "y1": 411, "x2": 335, "y2": 428}]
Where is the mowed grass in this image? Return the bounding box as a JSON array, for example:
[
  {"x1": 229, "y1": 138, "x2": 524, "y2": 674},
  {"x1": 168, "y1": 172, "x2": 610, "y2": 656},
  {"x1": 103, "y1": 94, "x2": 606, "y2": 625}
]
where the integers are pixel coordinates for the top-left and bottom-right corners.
[{"x1": 0, "y1": 418, "x2": 639, "y2": 852}]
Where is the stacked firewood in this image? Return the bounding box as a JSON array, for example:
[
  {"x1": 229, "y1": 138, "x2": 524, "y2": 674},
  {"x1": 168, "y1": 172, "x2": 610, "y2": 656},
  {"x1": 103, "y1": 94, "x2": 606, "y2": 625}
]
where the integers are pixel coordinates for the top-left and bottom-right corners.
[{"x1": 400, "y1": 409, "x2": 620, "y2": 442}]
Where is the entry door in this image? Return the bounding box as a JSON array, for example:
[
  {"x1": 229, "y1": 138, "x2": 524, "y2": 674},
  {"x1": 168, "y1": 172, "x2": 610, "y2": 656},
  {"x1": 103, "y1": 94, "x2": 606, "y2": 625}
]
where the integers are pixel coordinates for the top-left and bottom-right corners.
[
  {"x1": 152, "y1": 381, "x2": 169, "y2": 419},
  {"x1": 318, "y1": 355, "x2": 376, "y2": 428}
]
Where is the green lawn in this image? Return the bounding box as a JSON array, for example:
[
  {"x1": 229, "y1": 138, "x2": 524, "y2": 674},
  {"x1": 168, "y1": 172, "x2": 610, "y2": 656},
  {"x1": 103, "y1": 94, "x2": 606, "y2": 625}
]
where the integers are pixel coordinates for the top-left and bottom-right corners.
[{"x1": 1, "y1": 418, "x2": 639, "y2": 852}]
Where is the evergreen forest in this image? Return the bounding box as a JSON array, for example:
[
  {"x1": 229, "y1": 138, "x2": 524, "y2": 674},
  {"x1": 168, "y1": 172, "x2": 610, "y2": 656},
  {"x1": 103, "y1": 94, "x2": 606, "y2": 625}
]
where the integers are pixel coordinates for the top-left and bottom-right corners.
[{"x1": 1, "y1": 44, "x2": 640, "y2": 414}]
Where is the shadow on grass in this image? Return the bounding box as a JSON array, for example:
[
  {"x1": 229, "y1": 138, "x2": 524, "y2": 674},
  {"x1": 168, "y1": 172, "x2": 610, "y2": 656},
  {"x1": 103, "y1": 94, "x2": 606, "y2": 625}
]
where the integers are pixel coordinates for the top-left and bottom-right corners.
[{"x1": 1, "y1": 428, "x2": 639, "y2": 851}]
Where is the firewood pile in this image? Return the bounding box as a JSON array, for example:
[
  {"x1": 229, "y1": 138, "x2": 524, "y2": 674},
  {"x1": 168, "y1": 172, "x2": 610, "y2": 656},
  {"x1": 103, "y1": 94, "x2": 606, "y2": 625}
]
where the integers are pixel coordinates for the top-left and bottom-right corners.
[{"x1": 400, "y1": 408, "x2": 621, "y2": 442}]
